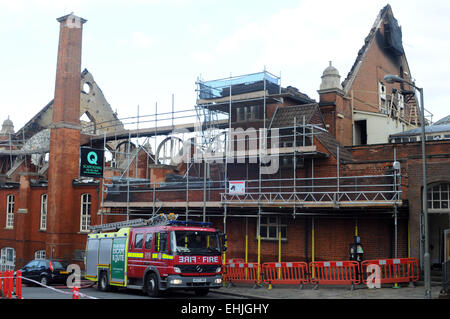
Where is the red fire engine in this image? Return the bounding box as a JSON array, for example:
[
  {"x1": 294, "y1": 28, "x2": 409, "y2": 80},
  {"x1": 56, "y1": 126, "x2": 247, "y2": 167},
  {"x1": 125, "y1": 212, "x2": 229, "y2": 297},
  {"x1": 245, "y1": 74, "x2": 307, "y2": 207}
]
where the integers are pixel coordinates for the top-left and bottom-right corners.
[{"x1": 84, "y1": 214, "x2": 227, "y2": 297}]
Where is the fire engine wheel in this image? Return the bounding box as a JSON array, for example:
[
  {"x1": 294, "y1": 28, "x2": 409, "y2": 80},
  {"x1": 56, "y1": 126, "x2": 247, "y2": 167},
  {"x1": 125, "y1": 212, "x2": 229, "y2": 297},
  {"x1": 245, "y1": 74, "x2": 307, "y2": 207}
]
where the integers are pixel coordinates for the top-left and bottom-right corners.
[
  {"x1": 145, "y1": 273, "x2": 160, "y2": 297},
  {"x1": 98, "y1": 271, "x2": 111, "y2": 292}
]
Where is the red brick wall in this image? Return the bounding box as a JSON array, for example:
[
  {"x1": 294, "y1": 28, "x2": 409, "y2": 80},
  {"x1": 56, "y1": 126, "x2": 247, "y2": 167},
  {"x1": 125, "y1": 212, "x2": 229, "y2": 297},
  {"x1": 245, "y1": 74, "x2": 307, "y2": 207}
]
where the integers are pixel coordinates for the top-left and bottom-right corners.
[
  {"x1": 0, "y1": 184, "x2": 99, "y2": 268},
  {"x1": 349, "y1": 140, "x2": 450, "y2": 260},
  {"x1": 211, "y1": 215, "x2": 407, "y2": 264},
  {"x1": 0, "y1": 188, "x2": 19, "y2": 251}
]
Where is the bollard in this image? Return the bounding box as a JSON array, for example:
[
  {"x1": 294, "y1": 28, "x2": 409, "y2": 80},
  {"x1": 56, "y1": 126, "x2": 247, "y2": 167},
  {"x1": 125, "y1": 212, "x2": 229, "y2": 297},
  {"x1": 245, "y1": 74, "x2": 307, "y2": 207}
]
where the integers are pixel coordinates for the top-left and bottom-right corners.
[
  {"x1": 3, "y1": 271, "x2": 7, "y2": 298},
  {"x1": 7, "y1": 271, "x2": 12, "y2": 299},
  {"x1": 16, "y1": 271, "x2": 22, "y2": 299},
  {"x1": 72, "y1": 286, "x2": 80, "y2": 299},
  {"x1": 5, "y1": 271, "x2": 9, "y2": 299}
]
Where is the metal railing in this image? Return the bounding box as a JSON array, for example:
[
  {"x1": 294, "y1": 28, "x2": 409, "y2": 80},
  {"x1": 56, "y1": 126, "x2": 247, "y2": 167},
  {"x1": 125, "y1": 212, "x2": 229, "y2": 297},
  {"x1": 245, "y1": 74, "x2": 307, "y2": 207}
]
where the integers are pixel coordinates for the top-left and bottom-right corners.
[{"x1": 102, "y1": 173, "x2": 402, "y2": 208}]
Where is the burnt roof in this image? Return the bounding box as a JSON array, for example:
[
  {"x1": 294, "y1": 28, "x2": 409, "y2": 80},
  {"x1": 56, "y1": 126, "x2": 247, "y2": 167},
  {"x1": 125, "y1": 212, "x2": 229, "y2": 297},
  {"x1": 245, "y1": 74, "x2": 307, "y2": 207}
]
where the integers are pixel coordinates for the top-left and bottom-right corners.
[
  {"x1": 270, "y1": 104, "x2": 352, "y2": 163},
  {"x1": 341, "y1": 4, "x2": 391, "y2": 92},
  {"x1": 270, "y1": 103, "x2": 323, "y2": 128},
  {"x1": 315, "y1": 131, "x2": 353, "y2": 163}
]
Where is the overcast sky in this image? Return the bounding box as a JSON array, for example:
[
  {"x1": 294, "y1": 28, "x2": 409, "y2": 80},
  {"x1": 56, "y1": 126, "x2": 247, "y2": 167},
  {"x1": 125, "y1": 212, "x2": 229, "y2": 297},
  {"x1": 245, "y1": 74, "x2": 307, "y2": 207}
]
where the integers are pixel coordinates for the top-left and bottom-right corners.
[{"x1": 1, "y1": 0, "x2": 449, "y2": 132}]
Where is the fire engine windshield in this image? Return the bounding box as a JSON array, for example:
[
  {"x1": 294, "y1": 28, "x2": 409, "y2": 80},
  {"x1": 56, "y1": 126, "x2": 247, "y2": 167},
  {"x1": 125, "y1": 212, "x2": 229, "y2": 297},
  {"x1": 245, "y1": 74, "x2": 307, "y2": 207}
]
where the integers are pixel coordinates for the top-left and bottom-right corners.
[{"x1": 171, "y1": 231, "x2": 221, "y2": 256}]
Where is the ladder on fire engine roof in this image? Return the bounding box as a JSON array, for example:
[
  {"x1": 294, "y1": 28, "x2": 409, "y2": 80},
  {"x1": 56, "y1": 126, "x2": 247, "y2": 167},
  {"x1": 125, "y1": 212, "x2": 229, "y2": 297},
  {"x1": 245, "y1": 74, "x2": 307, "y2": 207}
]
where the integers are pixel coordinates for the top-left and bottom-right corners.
[{"x1": 88, "y1": 213, "x2": 177, "y2": 233}]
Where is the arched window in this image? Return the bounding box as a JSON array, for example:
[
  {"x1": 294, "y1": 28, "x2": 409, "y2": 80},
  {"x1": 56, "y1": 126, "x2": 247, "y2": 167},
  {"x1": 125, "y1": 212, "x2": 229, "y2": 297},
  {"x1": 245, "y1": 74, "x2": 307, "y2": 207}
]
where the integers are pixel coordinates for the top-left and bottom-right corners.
[
  {"x1": 5, "y1": 194, "x2": 15, "y2": 229},
  {"x1": 80, "y1": 193, "x2": 92, "y2": 232},
  {"x1": 40, "y1": 194, "x2": 48, "y2": 231},
  {"x1": 428, "y1": 183, "x2": 450, "y2": 212},
  {"x1": 0, "y1": 247, "x2": 16, "y2": 271}
]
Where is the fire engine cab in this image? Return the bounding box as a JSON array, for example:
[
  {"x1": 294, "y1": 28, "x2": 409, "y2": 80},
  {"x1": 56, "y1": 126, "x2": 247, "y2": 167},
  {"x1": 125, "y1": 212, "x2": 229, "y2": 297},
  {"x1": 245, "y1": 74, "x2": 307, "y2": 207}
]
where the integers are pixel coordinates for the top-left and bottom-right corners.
[{"x1": 84, "y1": 214, "x2": 226, "y2": 297}]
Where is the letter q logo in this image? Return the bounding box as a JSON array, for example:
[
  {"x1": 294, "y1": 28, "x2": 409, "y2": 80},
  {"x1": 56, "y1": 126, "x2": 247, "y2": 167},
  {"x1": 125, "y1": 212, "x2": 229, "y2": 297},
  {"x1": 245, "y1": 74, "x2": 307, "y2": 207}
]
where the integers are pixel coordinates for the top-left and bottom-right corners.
[{"x1": 87, "y1": 151, "x2": 98, "y2": 165}]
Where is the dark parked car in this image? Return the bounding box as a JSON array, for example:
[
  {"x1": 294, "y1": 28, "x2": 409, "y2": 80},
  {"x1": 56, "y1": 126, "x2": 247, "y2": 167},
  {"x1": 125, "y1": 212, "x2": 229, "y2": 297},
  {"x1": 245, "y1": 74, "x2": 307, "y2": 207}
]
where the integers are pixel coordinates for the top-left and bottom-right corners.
[{"x1": 17, "y1": 259, "x2": 70, "y2": 286}]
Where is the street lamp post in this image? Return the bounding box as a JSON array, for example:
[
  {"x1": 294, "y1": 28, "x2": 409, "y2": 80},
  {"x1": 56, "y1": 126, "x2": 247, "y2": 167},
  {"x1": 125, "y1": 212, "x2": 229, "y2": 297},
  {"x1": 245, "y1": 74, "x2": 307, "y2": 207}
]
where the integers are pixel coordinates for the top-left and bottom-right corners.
[{"x1": 384, "y1": 74, "x2": 431, "y2": 299}]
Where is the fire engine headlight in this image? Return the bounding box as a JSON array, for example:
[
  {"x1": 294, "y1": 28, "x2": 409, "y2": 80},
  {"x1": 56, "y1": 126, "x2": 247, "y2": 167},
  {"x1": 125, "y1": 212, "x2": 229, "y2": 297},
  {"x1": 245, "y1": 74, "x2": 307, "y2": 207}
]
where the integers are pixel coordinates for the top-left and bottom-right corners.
[
  {"x1": 215, "y1": 278, "x2": 222, "y2": 284},
  {"x1": 170, "y1": 279, "x2": 183, "y2": 285},
  {"x1": 216, "y1": 266, "x2": 222, "y2": 273},
  {"x1": 173, "y1": 267, "x2": 181, "y2": 273}
]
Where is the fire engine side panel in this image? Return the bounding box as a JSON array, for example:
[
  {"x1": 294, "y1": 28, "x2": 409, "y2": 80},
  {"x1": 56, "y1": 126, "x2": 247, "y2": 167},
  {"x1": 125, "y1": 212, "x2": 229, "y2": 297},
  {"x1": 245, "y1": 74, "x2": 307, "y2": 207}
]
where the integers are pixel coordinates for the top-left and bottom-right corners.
[
  {"x1": 85, "y1": 228, "x2": 130, "y2": 284},
  {"x1": 98, "y1": 238, "x2": 113, "y2": 265},
  {"x1": 110, "y1": 236, "x2": 128, "y2": 284},
  {"x1": 85, "y1": 238, "x2": 100, "y2": 277},
  {"x1": 110, "y1": 228, "x2": 130, "y2": 286}
]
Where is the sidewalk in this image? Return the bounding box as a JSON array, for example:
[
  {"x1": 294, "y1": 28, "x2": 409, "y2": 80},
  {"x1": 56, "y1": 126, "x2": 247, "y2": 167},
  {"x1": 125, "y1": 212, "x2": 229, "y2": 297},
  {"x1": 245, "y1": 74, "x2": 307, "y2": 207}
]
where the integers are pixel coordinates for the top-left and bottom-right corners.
[{"x1": 214, "y1": 283, "x2": 448, "y2": 299}]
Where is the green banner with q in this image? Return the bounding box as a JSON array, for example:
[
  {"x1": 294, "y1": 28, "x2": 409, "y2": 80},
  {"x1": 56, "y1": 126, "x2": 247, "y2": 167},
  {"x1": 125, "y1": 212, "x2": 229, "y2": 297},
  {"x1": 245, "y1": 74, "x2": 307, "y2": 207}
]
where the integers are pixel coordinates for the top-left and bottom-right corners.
[{"x1": 80, "y1": 147, "x2": 104, "y2": 178}]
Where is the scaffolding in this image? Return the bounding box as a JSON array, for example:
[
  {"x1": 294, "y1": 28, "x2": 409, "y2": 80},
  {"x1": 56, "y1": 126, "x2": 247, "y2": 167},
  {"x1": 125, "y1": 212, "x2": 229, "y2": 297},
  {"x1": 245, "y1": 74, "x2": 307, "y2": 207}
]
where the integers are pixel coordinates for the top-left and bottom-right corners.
[
  {"x1": 0, "y1": 70, "x2": 404, "y2": 226},
  {"x1": 76, "y1": 71, "x2": 403, "y2": 226},
  {"x1": 0, "y1": 70, "x2": 408, "y2": 268}
]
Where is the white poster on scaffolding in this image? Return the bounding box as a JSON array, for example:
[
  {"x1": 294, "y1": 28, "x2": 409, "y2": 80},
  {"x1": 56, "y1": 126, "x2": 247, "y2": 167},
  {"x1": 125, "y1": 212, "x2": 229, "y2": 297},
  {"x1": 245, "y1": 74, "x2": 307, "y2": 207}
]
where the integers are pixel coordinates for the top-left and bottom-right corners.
[{"x1": 229, "y1": 181, "x2": 245, "y2": 194}]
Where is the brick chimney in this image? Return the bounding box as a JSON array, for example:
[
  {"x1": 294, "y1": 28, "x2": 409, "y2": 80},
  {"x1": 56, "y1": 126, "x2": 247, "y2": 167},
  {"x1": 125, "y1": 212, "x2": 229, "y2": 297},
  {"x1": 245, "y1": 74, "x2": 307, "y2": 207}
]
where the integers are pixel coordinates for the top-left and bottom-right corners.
[
  {"x1": 46, "y1": 13, "x2": 86, "y2": 260},
  {"x1": 317, "y1": 62, "x2": 352, "y2": 146}
]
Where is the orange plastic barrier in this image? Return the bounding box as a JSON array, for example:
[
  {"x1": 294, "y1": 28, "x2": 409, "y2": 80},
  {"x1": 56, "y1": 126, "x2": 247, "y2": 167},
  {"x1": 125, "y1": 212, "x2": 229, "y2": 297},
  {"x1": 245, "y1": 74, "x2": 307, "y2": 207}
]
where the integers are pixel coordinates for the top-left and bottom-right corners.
[
  {"x1": 227, "y1": 258, "x2": 245, "y2": 264},
  {"x1": 223, "y1": 259, "x2": 245, "y2": 282},
  {"x1": 310, "y1": 261, "x2": 360, "y2": 287},
  {"x1": 225, "y1": 263, "x2": 261, "y2": 285},
  {"x1": 262, "y1": 262, "x2": 309, "y2": 286},
  {"x1": 361, "y1": 258, "x2": 419, "y2": 285}
]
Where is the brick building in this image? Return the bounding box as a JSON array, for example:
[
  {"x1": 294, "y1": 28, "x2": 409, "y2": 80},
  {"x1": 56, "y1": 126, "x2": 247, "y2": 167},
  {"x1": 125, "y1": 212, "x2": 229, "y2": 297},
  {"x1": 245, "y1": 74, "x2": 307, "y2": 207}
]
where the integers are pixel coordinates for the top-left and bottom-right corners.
[{"x1": 1, "y1": 5, "x2": 449, "y2": 283}]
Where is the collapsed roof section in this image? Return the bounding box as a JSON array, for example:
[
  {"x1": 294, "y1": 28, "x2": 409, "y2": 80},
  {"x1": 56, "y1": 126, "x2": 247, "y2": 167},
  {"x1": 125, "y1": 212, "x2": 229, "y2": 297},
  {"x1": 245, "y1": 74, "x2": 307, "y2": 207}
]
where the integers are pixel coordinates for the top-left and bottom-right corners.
[
  {"x1": 0, "y1": 69, "x2": 125, "y2": 182},
  {"x1": 338, "y1": 3, "x2": 421, "y2": 134},
  {"x1": 341, "y1": 4, "x2": 405, "y2": 93},
  {"x1": 14, "y1": 69, "x2": 124, "y2": 141}
]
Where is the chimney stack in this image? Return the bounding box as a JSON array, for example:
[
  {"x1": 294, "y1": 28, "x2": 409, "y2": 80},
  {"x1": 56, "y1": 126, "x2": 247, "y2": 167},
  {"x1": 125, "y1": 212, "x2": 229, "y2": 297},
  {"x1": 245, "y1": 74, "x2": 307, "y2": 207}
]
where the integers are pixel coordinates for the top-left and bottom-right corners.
[{"x1": 46, "y1": 13, "x2": 86, "y2": 260}]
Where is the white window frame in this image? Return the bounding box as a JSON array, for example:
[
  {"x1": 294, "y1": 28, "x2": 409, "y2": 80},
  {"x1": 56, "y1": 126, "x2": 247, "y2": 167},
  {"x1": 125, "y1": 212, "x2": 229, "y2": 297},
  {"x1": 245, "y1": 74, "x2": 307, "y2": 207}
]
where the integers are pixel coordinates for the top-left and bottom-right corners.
[
  {"x1": 248, "y1": 105, "x2": 259, "y2": 120},
  {"x1": 237, "y1": 105, "x2": 260, "y2": 122},
  {"x1": 428, "y1": 183, "x2": 450, "y2": 212},
  {"x1": 40, "y1": 194, "x2": 48, "y2": 231},
  {"x1": 237, "y1": 107, "x2": 245, "y2": 122},
  {"x1": 258, "y1": 216, "x2": 287, "y2": 241},
  {"x1": 34, "y1": 250, "x2": 46, "y2": 260},
  {"x1": 397, "y1": 93, "x2": 404, "y2": 117},
  {"x1": 1, "y1": 247, "x2": 16, "y2": 271},
  {"x1": 80, "y1": 193, "x2": 92, "y2": 232},
  {"x1": 5, "y1": 194, "x2": 14, "y2": 229},
  {"x1": 379, "y1": 82, "x2": 388, "y2": 114}
]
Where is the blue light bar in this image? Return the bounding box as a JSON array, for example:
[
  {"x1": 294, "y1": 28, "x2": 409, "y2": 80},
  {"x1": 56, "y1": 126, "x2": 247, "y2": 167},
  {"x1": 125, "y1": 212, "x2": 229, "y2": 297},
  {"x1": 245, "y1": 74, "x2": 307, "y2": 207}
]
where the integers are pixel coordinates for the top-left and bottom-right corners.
[{"x1": 169, "y1": 220, "x2": 213, "y2": 227}]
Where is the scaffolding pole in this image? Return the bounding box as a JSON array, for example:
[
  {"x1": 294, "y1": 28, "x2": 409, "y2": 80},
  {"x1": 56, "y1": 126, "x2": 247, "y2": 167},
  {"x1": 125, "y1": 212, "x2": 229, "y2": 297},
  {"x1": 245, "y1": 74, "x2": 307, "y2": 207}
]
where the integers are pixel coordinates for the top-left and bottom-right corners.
[{"x1": 294, "y1": 116, "x2": 297, "y2": 217}]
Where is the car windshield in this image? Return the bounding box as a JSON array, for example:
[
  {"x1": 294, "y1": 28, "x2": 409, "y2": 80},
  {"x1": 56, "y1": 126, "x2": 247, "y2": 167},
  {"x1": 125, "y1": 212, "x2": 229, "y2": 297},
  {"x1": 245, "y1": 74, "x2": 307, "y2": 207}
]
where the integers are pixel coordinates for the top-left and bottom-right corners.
[{"x1": 171, "y1": 231, "x2": 220, "y2": 256}]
